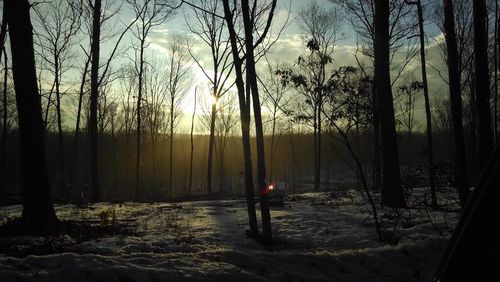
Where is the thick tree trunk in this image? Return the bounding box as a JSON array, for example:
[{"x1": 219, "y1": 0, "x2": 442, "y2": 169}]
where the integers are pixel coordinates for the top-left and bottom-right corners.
[
  {"x1": 443, "y1": 0, "x2": 470, "y2": 208},
  {"x1": 372, "y1": 86, "x2": 382, "y2": 190},
  {"x1": 5, "y1": 0, "x2": 59, "y2": 232},
  {"x1": 89, "y1": 0, "x2": 101, "y2": 202},
  {"x1": 415, "y1": 0, "x2": 438, "y2": 208},
  {"x1": 374, "y1": 0, "x2": 406, "y2": 208},
  {"x1": 206, "y1": 102, "x2": 216, "y2": 194},
  {"x1": 222, "y1": 0, "x2": 259, "y2": 237},
  {"x1": 473, "y1": 0, "x2": 493, "y2": 169}
]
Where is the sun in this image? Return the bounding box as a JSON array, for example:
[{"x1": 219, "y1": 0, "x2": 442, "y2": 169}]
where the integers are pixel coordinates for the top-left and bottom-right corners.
[{"x1": 208, "y1": 94, "x2": 217, "y2": 106}]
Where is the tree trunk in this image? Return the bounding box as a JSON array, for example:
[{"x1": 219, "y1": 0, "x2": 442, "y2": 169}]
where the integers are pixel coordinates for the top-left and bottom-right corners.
[
  {"x1": 313, "y1": 105, "x2": 319, "y2": 190},
  {"x1": 206, "y1": 102, "x2": 216, "y2": 194},
  {"x1": 54, "y1": 55, "x2": 65, "y2": 194},
  {"x1": 242, "y1": 0, "x2": 272, "y2": 243},
  {"x1": 136, "y1": 39, "x2": 145, "y2": 200},
  {"x1": 315, "y1": 104, "x2": 322, "y2": 191},
  {"x1": 415, "y1": 0, "x2": 438, "y2": 208},
  {"x1": 372, "y1": 86, "x2": 382, "y2": 190},
  {"x1": 222, "y1": 0, "x2": 259, "y2": 237},
  {"x1": 374, "y1": 0, "x2": 406, "y2": 208},
  {"x1": 169, "y1": 100, "x2": 174, "y2": 197},
  {"x1": 5, "y1": 0, "x2": 59, "y2": 233},
  {"x1": 1, "y1": 49, "x2": 7, "y2": 191},
  {"x1": 443, "y1": 0, "x2": 470, "y2": 208},
  {"x1": 111, "y1": 113, "x2": 117, "y2": 197},
  {"x1": 472, "y1": 0, "x2": 493, "y2": 169},
  {"x1": 269, "y1": 110, "x2": 276, "y2": 181},
  {"x1": 69, "y1": 53, "x2": 91, "y2": 192},
  {"x1": 495, "y1": 0, "x2": 499, "y2": 142},
  {"x1": 188, "y1": 88, "x2": 196, "y2": 196},
  {"x1": 89, "y1": 0, "x2": 101, "y2": 203}
]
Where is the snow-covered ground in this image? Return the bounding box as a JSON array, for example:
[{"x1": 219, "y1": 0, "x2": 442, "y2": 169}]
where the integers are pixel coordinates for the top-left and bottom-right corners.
[{"x1": 0, "y1": 188, "x2": 460, "y2": 281}]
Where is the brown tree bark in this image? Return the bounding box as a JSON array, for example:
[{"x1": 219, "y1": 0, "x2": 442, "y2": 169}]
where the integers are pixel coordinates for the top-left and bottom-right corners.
[
  {"x1": 443, "y1": 0, "x2": 470, "y2": 208},
  {"x1": 5, "y1": 0, "x2": 59, "y2": 232},
  {"x1": 374, "y1": 0, "x2": 406, "y2": 208},
  {"x1": 472, "y1": 0, "x2": 493, "y2": 169}
]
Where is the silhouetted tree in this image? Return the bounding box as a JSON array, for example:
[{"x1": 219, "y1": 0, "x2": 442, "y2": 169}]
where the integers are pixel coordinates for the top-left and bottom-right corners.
[
  {"x1": 222, "y1": 0, "x2": 258, "y2": 237},
  {"x1": 442, "y1": 0, "x2": 470, "y2": 207},
  {"x1": 222, "y1": 0, "x2": 278, "y2": 243},
  {"x1": 165, "y1": 34, "x2": 191, "y2": 197},
  {"x1": 5, "y1": 0, "x2": 59, "y2": 232},
  {"x1": 322, "y1": 66, "x2": 383, "y2": 242},
  {"x1": 188, "y1": 87, "x2": 197, "y2": 195},
  {"x1": 374, "y1": 0, "x2": 406, "y2": 208},
  {"x1": 296, "y1": 1, "x2": 341, "y2": 191},
  {"x1": 472, "y1": 0, "x2": 493, "y2": 168},
  {"x1": 89, "y1": 0, "x2": 102, "y2": 202},
  {"x1": 33, "y1": 0, "x2": 82, "y2": 192},
  {"x1": 142, "y1": 56, "x2": 169, "y2": 190},
  {"x1": 260, "y1": 61, "x2": 291, "y2": 182},
  {"x1": 406, "y1": 0, "x2": 438, "y2": 208},
  {"x1": 186, "y1": 0, "x2": 234, "y2": 195},
  {"x1": 335, "y1": 0, "x2": 418, "y2": 191}
]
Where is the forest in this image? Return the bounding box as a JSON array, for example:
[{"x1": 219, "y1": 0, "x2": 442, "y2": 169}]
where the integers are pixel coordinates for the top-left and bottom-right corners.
[{"x1": 0, "y1": 0, "x2": 498, "y2": 281}]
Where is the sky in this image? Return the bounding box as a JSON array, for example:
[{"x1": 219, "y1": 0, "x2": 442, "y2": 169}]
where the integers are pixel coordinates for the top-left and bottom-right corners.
[
  {"x1": 140, "y1": 0, "x2": 449, "y2": 132},
  {"x1": 24, "y1": 0, "x2": 452, "y2": 133}
]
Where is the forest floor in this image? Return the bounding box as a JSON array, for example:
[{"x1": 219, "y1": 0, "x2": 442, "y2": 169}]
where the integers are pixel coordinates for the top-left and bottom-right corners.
[{"x1": 0, "y1": 187, "x2": 460, "y2": 281}]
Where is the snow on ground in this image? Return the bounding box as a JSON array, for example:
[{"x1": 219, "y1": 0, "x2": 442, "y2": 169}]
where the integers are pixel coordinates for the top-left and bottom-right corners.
[{"x1": 0, "y1": 188, "x2": 460, "y2": 281}]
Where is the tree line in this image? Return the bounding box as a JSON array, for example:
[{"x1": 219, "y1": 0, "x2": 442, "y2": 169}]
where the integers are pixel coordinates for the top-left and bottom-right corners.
[{"x1": 1, "y1": 0, "x2": 499, "y2": 243}]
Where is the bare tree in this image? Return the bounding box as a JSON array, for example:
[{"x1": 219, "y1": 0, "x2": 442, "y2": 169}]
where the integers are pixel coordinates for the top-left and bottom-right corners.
[
  {"x1": 404, "y1": 0, "x2": 438, "y2": 208},
  {"x1": 0, "y1": 51, "x2": 16, "y2": 192},
  {"x1": 117, "y1": 65, "x2": 138, "y2": 197},
  {"x1": 89, "y1": 0, "x2": 102, "y2": 202},
  {"x1": 473, "y1": 0, "x2": 493, "y2": 169},
  {"x1": 259, "y1": 61, "x2": 292, "y2": 182},
  {"x1": 395, "y1": 79, "x2": 422, "y2": 156},
  {"x1": 70, "y1": 0, "x2": 142, "y2": 194},
  {"x1": 334, "y1": 0, "x2": 418, "y2": 191},
  {"x1": 163, "y1": 34, "x2": 191, "y2": 197},
  {"x1": 188, "y1": 86, "x2": 197, "y2": 196},
  {"x1": 322, "y1": 66, "x2": 383, "y2": 242},
  {"x1": 143, "y1": 55, "x2": 169, "y2": 191},
  {"x1": 128, "y1": 0, "x2": 176, "y2": 198},
  {"x1": 5, "y1": 0, "x2": 59, "y2": 232},
  {"x1": 296, "y1": 1, "x2": 341, "y2": 192},
  {"x1": 186, "y1": 0, "x2": 234, "y2": 195},
  {"x1": 222, "y1": 0, "x2": 278, "y2": 242},
  {"x1": 374, "y1": 0, "x2": 406, "y2": 208},
  {"x1": 442, "y1": 0, "x2": 470, "y2": 208},
  {"x1": 32, "y1": 0, "x2": 82, "y2": 191},
  {"x1": 214, "y1": 93, "x2": 239, "y2": 192}
]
